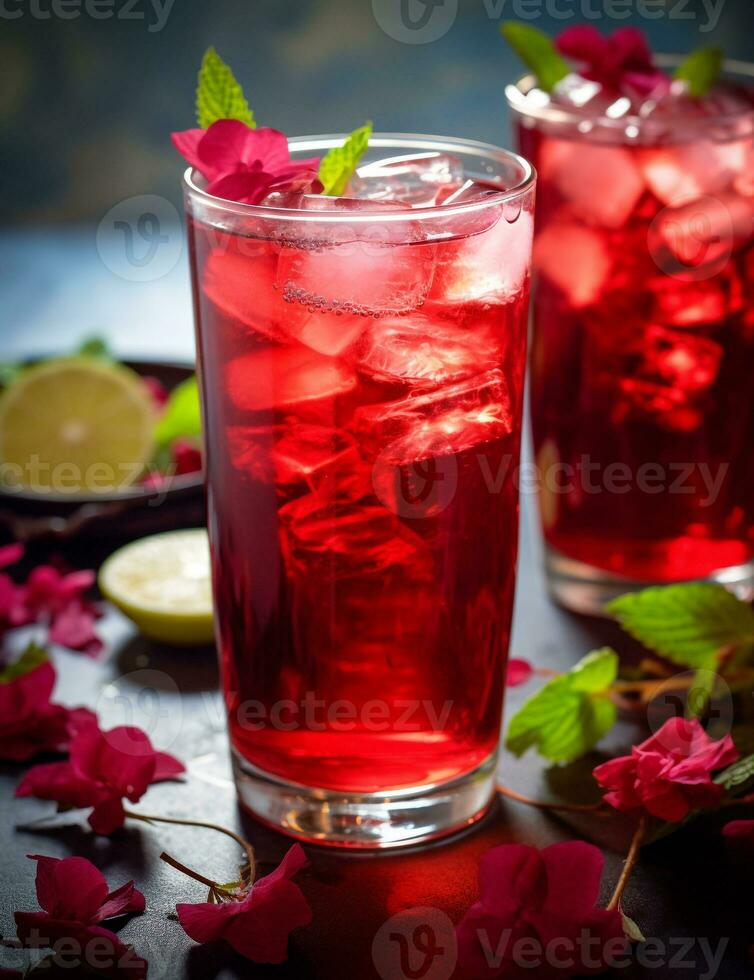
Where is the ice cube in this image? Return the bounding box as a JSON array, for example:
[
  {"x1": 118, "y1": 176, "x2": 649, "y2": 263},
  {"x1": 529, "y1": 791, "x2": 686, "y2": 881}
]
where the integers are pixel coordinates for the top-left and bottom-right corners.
[
  {"x1": 351, "y1": 152, "x2": 465, "y2": 207},
  {"x1": 227, "y1": 422, "x2": 371, "y2": 500},
  {"x1": 202, "y1": 246, "x2": 290, "y2": 342},
  {"x1": 649, "y1": 268, "x2": 743, "y2": 327},
  {"x1": 353, "y1": 312, "x2": 502, "y2": 387},
  {"x1": 533, "y1": 221, "x2": 611, "y2": 308},
  {"x1": 614, "y1": 324, "x2": 722, "y2": 432},
  {"x1": 429, "y1": 208, "x2": 533, "y2": 303},
  {"x1": 354, "y1": 369, "x2": 512, "y2": 465},
  {"x1": 226, "y1": 345, "x2": 357, "y2": 413},
  {"x1": 276, "y1": 227, "x2": 436, "y2": 321},
  {"x1": 638, "y1": 141, "x2": 744, "y2": 207},
  {"x1": 650, "y1": 191, "x2": 754, "y2": 274},
  {"x1": 539, "y1": 139, "x2": 645, "y2": 228},
  {"x1": 279, "y1": 493, "x2": 426, "y2": 578}
]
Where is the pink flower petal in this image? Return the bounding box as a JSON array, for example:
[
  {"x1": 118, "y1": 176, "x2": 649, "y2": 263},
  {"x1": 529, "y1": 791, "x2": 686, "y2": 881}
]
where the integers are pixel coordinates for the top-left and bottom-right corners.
[
  {"x1": 176, "y1": 900, "x2": 236, "y2": 945},
  {"x1": 95, "y1": 880, "x2": 146, "y2": 921},
  {"x1": 556, "y1": 24, "x2": 607, "y2": 65},
  {"x1": 15, "y1": 760, "x2": 99, "y2": 809},
  {"x1": 88, "y1": 796, "x2": 127, "y2": 835},
  {"x1": 506, "y1": 658, "x2": 533, "y2": 687},
  {"x1": 29, "y1": 855, "x2": 109, "y2": 922},
  {"x1": 205, "y1": 169, "x2": 276, "y2": 205},
  {"x1": 152, "y1": 750, "x2": 186, "y2": 782},
  {"x1": 0, "y1": 542, "x2": 24, "y2": 569},
  {"x1": 171, "y1": 129, "x2": 207, "y2": 175}
]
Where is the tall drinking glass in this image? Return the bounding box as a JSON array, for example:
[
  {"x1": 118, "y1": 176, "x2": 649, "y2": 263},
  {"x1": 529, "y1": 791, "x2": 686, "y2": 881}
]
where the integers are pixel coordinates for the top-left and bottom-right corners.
[
  {"x1": 184, "y1": 135, "x2": 535, "y2": 847},
  {"x1": 507, "y1": 64, "x2": 754, "y2": 615}
]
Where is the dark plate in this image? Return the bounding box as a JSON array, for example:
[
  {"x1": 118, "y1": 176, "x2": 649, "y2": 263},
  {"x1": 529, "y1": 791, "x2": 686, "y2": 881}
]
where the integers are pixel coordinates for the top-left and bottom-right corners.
[{"x1": 0, "y1": 360, "x2": 206, "y2": 542}]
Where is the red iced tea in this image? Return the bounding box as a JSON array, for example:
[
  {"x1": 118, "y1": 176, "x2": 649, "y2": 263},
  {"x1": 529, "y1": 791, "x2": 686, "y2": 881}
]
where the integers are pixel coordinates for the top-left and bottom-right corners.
[
  {"x1": 510, "y1": 74, "x2": 754, "y2": 596},
  {"x1": 185, "y1": 139, "x2": 534, "y2": 820}
]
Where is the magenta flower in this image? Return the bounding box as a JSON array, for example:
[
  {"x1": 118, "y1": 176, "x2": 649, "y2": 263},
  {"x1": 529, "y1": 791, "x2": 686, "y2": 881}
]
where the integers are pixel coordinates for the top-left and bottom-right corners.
[
  {"x1": 593, "y1": 717, "x2": 738, "y2": 822},
  {"x1": 16, "y1": 721, "x2": 185, "y2": 834},
  {"x1": 172, "y1": 120, "x2": 321, "y2": 204},
  {"x1": 176, "y1": 844, "x2": 311, "y2": 964},
  {"x1": 14, "y1": 564, "x2": 103, "y2": 656},
  {"x1": 556, "y1": 26, "x2": 670, "y2": 98},
  {"x1": 456, "y1": 841, "x2": 625, "y2": 979},
  {"x1": 0, "y1": 655, "x2": 95, "y2": 762},
  {"x1": 0, "y1": 542, "x2": 25, "y2": 635},
  {"x1": 15, "y1": 854, "x2": 147, "y2": 980}
]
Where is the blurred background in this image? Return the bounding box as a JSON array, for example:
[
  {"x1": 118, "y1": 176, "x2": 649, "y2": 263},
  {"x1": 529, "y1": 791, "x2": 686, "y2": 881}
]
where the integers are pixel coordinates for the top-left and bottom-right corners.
[{"x1": 1, "y1": 0, "x2": 751, "y2": 358}]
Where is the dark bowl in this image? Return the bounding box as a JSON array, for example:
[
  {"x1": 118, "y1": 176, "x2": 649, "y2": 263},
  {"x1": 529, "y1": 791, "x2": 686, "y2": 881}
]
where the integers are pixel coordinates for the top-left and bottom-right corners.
[{"x1": 0, "y1": 360, "x2": 206, "y2": 542}]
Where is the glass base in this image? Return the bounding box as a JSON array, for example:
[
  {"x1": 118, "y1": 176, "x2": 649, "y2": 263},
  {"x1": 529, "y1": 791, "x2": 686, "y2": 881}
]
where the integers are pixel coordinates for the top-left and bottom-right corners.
[
  {"x1": 545, "y1": 546, "x2": 754, "y2": 617},
  {"x1": 232, "y1": 749, "x2": 497, "y2": 849}
]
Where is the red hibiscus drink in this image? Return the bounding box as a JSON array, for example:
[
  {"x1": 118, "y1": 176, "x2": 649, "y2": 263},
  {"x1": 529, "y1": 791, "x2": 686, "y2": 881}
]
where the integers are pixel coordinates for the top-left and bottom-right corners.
[
  {"x1": 183, "y1": 135, "x2": 534, "y2": 846},
  {"x1": 507, "y1": 51, "x2": 754, "y2": 613}
]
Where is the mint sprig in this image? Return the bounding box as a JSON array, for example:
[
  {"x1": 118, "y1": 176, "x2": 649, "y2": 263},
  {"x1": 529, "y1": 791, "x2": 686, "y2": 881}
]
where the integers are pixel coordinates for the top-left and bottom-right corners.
[
  {"x1": 196, "y1": 47, "x2": 256, "y2": 130},
  {"x1": 674, "y1": 44, "x2": 724, "y2": 98},
  {"x1": 714, "y1": 753, "x2": 754, "y2": 796},
  {"x1": 0, "y1": 643, "x2": 49, "y2": 683},
  {"x1": 506, "y1": 648, "x2": 618, "y2": 763},
  {"x1": 500, "y1": 22, "x2": 570, "y2": 94},
  {"x1": 318, "y1": 122, "x2": 373, "y2": 197},
  {"x1": 607, "y1": 583, "x2": 754, "y2": 670}
]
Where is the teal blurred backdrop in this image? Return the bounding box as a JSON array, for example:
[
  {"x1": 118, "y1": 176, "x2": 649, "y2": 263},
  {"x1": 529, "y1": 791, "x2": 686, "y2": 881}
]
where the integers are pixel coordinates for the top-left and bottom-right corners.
[{"x1": 2, "y1": 0, "x2": 752, "y2": 223}]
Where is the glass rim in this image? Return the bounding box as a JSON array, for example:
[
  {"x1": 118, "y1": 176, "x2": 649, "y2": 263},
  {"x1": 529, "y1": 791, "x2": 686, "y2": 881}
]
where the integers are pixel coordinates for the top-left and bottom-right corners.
[
  {"x1": 183, "y1": 132, "x2": 535, "y2": 223},
  {"x1": 505, "y1": 54, "x2": 754, "y2": 132}
]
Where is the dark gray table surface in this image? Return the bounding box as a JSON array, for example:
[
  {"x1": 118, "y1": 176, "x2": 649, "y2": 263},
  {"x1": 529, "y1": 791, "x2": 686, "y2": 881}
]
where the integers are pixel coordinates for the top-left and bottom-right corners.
[{"x1": 0, "y1": 229, "x2": 747, "y2": 980}]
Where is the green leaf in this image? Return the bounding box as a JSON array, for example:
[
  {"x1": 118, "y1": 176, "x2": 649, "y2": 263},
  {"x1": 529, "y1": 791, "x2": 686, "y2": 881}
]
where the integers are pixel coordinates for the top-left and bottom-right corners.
[
  {"x1": 714, "y1": 753, "x2": 754, "y2": 796},
  {"x1": 608, "y1": 584, "x2": 754, "y2": 669},
  {"x1": 506, "y1": 648, "x2": 618, "y2": 763},
  {"x1": 77, "y1": 336, "x2": 113, "y2": 361},
  {"x1": 0, "y1": 360, "x2": 21, "y2": 387},
  {"x1": 196, "y1": 47, "x2": 255, "y2": 129},
  {"x1": 318, "y1": 122, "x2": 373, "y2": 197},
  {"x1": 500, "y1": 22, "x2": 570, "y2": 94},
  {"x1": 674, "y1": 45, "x2": 724, "y2": 98},
  {"x1": 154, "y1": 376, "x2": 202, "y2": 447},
  {"x1": 0, "y1": 643, "x2": 49, "y2": 683}
]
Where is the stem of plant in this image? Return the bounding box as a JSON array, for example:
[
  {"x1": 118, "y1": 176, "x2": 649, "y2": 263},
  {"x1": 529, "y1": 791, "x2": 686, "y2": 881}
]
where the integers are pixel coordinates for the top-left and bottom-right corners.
[
  {"x1": 607, "y1": 815, "x2": 647, "y2": 911},
  {"x1": 497, "y1": 783, "x2": 608, "y2": 815},
  {"x1": 159, "y1": 851, "x2": 221, "y2": 891},
  {"x1": 123, "y1": 809, "x2": 256, "y2": 882}
]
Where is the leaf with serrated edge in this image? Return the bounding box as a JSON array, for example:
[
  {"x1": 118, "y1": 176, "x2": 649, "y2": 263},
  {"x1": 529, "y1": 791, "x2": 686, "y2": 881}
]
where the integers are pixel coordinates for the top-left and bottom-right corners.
[
  {"x1": 196, "y1": 47, "x2": 255, "y2": 129},
  {"x1": 318, "y1": 122, "x2": 372, "y2": 197},
  {"x1": 506, "y1": 649, "x2": 617, "y2": 763},
  {"x1": 0, "y1": 643, "x2": 49, "y2": 683},
  {"x1": 608, "y1": 583, "x2": 754, "y2": 669},
  {"x1": 500, "y1": 22, "x2": 570, "y2": 94},
  {"x1": 714, "y1": 753, "x2": 754, "y2": 794},
  {"x1": 674, "y1": 45, "x2": 723, "y2": 98},
  {"x1": 154, "y1": 376, "x2": 202, "y2": 447}
]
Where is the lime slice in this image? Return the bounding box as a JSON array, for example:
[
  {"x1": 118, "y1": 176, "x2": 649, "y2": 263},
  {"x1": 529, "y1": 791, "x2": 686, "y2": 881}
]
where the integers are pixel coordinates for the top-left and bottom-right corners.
[
  {"x1": 99, "y1": 528, "x2": 214, "y2": 645},
  {"x1": 0, "y1": 358, "x2": 155, "y2": 495}
]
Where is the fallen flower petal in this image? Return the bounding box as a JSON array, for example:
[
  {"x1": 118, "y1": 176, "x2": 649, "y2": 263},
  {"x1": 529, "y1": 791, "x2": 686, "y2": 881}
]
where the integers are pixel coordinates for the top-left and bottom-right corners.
[
  {"x1": 506, "y1": 658, "x2": 533, "y2": 687},
  {"x1": 0, "y1": 653, "x2": 96, "y2": 762},
  {"x1": 176, "y1": 844, "x2": 311, "y2": 964},
  {"x1": 16, "y1": 721, "x2": 184, "y2": 834},
  {"x1": 456, "y1": 841, "x2": 625, "y2": 979},
  {"x1": 593, "y1": 717, "x2": 738, "y2": 822}
]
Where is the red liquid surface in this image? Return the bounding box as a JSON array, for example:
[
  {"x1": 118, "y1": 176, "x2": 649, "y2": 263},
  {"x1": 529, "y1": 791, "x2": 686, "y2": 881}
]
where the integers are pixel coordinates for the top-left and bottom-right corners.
[
  {"x1": 189, "y1": 195, "x2": 532, "y2": 792},
  {"x1": 520, "y1": 120, "x2": 754, "y2": 582}
]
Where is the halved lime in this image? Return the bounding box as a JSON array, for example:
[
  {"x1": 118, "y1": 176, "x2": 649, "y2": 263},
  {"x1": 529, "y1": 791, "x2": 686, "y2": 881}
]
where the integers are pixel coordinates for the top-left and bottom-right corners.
[
  {"x1": 99, "y1": 529, "x2": 214, "y2": 646},
  {"x1": 0, "y1": 357, "x2": 155, "y2": 495}
]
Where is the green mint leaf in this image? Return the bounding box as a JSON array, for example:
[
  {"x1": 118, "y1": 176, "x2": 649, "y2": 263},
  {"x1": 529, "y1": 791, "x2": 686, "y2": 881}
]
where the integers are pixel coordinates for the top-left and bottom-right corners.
[
  {"x1": 154, "y1": 375, "x2": 202, "y2": 447},
  {"x1": 0, "y1": 360, "x2": 21, "y2": 388},
  {"x1": 0, "y1": 642, "x2": 50, "y2": 683},
  {"x1": 506, "y1": 648, "x2": 618, "y2": 763},
  {"x1": 674, "y1": 45, "x2": 723, "y2": 98},
  {"x1": 714, "y1": 753, "x2": 754, "y2": 796},
  {"x1": 608, "y1": 584, "x2": 754, "y2": 670},
  {"x1": 318, "y1": 122, "x2": 373, "y2": 197},
  {"x1": 77, "y1": 336, "x2": 113, "y2": 361},
  {"x1": 196, "y1": 47, "x2": 255, "y2": 130},
  {"x1": 500, "y1": 22, "x2": 570, "y2": 94}
]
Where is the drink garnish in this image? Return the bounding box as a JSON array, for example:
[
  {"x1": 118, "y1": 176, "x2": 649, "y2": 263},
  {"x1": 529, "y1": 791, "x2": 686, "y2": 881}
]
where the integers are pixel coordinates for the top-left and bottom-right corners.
[
  {"x1": 172, "y1": 48, "x2": 371, "y2": 204},
  {"x1": 501, "y1": 23, "x2": 724, "y2": 99}
]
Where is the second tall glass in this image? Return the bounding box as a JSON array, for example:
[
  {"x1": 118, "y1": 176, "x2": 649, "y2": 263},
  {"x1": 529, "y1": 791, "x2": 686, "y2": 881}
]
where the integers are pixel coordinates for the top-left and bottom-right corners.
[{"x1": 185, "y1": 135, "x2": 535, "y2": 847}]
